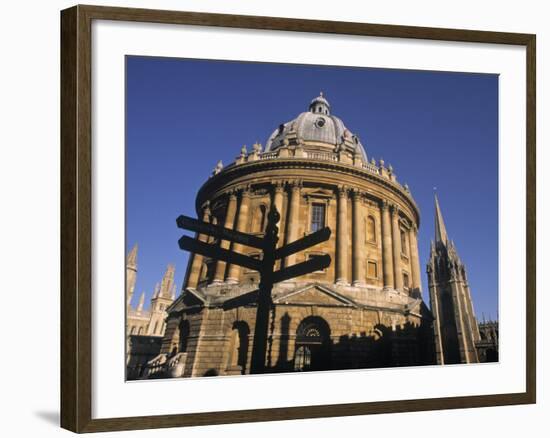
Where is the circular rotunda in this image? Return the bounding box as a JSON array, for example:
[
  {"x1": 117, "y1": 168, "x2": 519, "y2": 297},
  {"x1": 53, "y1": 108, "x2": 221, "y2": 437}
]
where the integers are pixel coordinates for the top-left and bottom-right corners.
[{"x1": 159, "y1": 93, "x2": 434, "y2": 377}]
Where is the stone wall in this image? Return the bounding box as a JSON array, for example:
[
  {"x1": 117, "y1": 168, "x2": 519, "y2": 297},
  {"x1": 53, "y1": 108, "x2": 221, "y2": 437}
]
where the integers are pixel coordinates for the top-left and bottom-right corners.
[{"x1": 163, "y1": 297, "x2": 433, "y2": 377}]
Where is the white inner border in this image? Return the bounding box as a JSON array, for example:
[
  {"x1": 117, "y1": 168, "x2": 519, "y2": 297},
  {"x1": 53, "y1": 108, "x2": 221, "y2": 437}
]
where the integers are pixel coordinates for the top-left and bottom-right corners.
[{"x1": 92, "y1": 20, "x2": 526, "y2": 419}]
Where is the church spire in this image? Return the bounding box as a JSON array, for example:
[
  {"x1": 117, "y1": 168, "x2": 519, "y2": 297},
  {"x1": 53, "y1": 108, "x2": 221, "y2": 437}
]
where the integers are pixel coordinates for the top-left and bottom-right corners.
[
  {"x1": 434, "y1": 194, "x2": 448, "y2": 245},
  {"x1": 127, "y1": 243, "x2": 138, "y2": 268},
  {"x1": 137, "y1": 292, "x2": 145, "y2": 313},
  {"x1": 159, "y1": 264, "x2": 176, "y2": 298},
  {"x1": 126, "y1": 243, "x2": 138, "y2": 308},
  {"x1": 427, "y1": 193, "x2": 481, "y2": 365},
  {"x1": 171, "y1": 284, "x2": 176, "y2": 301}
]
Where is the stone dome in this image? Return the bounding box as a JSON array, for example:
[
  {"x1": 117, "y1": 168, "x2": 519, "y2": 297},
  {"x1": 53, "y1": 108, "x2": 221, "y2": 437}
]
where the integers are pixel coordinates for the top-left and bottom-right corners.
[{"x1": 265, "y1": 93, "x2": 368, "y2": 161}]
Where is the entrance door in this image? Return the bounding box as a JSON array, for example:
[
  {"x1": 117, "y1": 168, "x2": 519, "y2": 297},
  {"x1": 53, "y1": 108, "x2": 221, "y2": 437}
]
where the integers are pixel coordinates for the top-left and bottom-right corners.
[{"x1": 294, "y1": 317, "x2": 331, "y2": 371}]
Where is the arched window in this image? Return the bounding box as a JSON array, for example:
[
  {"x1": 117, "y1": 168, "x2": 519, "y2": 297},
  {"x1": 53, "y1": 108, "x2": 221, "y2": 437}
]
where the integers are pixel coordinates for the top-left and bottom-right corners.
[
  {"x1": 130, "y1": 326, "x2": 136, "y2": 335},
  {"x1": 294, "y1": 316, "x2": 331, "y2": 372},
  {"x1": 137, "y1": 326, "x2": 143, "y2": 335},
  {"x1": 366, "y1": 216, "x2": 376, "y2": 242}
]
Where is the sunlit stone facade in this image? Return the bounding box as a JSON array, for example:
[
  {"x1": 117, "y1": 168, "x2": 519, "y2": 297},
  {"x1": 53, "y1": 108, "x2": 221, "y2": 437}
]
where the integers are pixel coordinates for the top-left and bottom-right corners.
[
  {"x1": 147, "y1": 94, "x2": 435, "y2": 378},
  {"x1": 125, "y1": 244, "x2": 176, "y2": 379}
]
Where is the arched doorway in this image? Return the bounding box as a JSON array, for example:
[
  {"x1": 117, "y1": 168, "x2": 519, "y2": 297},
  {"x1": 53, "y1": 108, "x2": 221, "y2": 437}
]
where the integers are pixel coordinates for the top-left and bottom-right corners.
[{"x1": 294, "y1": 316, "x2": 331, "y2": 372}]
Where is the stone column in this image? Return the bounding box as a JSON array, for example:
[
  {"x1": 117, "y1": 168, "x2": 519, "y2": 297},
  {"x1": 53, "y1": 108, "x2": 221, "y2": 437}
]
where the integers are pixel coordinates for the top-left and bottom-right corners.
[
  {"x1": 186, "y1": 205, "x2": 211, "y2": 288},
  {"x1": 409, "y1": 224, "x2": 422, "y2": 296},
  {"x1": 352, "y1": 190, "x2": 365, "y2": 286},
  {"x1": 335, "y1": 186, "x2": 349, "y2": 285},
  {"x1": 272, "y1": 182, "x2": 285, "y2": 270},
  {"x1": 213, "y1": 191, "x2": 238, "y2": 283},
  {"x1": 226, "y1": 188, "x2": 251, "y2": 283},
  {"x1": 273, "y1": 181, "x2": 285, "y2": 242},
  {"x1": 391, "y1": 204, "x2": 403, "y2": 291},
  {"x1": 284, "y1": 180, "x2": 301, "y2": 267},
  {"x1": 380, "y1": 201, "x2": 394, "y2": 289}
]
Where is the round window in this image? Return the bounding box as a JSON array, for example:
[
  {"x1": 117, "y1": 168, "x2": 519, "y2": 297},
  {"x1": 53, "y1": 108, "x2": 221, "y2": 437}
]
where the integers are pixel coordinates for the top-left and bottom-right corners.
[{"x1": 315, "y1": 117, "x2": 326, "y2": 128}]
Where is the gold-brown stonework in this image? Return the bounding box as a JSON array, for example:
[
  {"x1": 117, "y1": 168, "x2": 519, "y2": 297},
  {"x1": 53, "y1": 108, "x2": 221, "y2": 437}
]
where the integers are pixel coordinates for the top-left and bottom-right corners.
[{"x1": 142, "y1": 94, "x2": 438, "y2": 378}]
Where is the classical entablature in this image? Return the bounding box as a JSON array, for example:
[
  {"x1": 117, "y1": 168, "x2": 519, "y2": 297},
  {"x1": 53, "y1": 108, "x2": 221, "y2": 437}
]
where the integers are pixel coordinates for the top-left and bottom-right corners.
[{"x1": 197, "y1": 158, "x2": 420, "y2": 227}]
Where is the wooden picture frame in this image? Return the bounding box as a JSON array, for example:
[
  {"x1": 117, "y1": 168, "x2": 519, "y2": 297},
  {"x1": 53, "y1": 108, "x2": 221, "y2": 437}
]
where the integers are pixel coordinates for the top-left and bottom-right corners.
[{"x1": 60, "y1": 4, "x2": 536, "y2": 433}]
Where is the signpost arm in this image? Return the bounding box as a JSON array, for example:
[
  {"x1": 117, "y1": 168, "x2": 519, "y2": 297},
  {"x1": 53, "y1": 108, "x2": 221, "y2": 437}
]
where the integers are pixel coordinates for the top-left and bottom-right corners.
[{"x1": 176, "y1": 206, "x2": 331, "y2": 375}]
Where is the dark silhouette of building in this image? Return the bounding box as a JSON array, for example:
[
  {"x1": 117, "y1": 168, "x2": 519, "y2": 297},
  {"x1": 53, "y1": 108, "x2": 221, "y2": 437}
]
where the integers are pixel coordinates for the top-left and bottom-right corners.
[{"x1": 427, "y1": 195, "x2": 482, "y2": 364}]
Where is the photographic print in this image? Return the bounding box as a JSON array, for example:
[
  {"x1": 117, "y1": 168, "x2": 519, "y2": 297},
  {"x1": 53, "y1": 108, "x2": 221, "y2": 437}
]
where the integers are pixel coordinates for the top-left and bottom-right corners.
[
  {"x1": 60, "y1": 7, "x2": 535, "y2": 431},
  {"x1": 124, "y1": 57, "x2": 499, "y2": 380}
]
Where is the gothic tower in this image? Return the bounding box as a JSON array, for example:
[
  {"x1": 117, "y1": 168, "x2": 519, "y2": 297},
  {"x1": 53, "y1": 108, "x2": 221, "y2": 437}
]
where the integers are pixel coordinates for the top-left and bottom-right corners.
[
  {"x1": 147, "y1": 264, "x2": 177, "y2": 336},
  {"x1": 126, "y1": 244, "x2": 138, "y2": 308},
  {"x1": 427, "y1": 195, "x2": 480, "y2": 364}
]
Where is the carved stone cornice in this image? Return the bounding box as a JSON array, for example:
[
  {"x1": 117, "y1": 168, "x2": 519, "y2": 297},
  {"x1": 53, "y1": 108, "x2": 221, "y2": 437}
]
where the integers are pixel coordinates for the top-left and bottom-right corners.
[{"x1": 197, "y1": 158, "x2": 420, "y2": 224}]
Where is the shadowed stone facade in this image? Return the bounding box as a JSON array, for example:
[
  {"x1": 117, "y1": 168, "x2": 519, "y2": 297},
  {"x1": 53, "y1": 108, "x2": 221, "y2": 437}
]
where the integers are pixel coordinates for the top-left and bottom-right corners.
[
  {"x1": 427, "y1": 195, "x2": 482, "y2": 364},
  {"x1": 476, "y1": 319, "x2": 499, "y2": 363},
  {"x1": 144, "y1": 94, "x2": 437, "y2": 378}
]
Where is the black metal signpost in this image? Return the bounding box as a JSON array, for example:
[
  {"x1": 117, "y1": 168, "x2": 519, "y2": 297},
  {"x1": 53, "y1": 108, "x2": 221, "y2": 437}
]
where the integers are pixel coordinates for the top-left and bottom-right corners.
[{"x1": 177, "y1": 207, "x2": 331, "y2": 374}]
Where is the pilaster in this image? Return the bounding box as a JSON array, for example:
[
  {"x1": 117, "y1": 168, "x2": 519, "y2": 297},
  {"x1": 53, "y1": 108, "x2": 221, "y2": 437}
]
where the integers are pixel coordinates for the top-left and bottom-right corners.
[
  {"x1": 226, "y1": 187, "x2": 251, "y2": 283},
  {"x1": 213, "y1": 191, "x2": 238, "y2": 283},
  {"x1": 186, "y1": 204, "x2": 211, "y2": 288},
  {"x1": 352, "y1": 189, "x2": 365, "y2": 286},
  {"x1": 380, "y1": 200, "x2": 394, "y2": 289},
  {"x1": 391, "y1": 204, "x2": 403, "y2": 291},
  {"x1": 284, "y1": 180, "x2": 302, "y2": 267},
  {"x1": 335, "y1": 186, "x2": 349, "y2": 285}
]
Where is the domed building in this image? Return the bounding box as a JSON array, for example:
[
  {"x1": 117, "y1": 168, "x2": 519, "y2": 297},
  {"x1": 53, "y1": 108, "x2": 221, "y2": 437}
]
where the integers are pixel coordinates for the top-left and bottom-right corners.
[{"x1": 147, "y1": 93, "x2": 435, "y2": 378}]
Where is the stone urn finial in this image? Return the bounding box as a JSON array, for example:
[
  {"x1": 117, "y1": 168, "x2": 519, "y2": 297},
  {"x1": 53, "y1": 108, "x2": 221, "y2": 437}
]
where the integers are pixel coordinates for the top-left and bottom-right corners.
[
  {"x1": 212, "y1": 160, "x2": 223, "y2": 175},
  {"x1": 253, "y1": 141, "x2": 263, "y2": 154}
]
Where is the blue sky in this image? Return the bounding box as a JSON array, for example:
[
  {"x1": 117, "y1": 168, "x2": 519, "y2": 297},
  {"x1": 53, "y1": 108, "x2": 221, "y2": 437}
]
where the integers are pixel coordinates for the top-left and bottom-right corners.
[{"x1": 126, "y1": 56, "x2": 499, "y2": 322}]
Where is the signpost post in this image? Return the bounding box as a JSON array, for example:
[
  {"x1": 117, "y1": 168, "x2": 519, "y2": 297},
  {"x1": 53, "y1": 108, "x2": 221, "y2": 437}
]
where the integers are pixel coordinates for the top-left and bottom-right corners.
[{"x1": 177, "y1": 206, "x2": 331, "y2": 374}]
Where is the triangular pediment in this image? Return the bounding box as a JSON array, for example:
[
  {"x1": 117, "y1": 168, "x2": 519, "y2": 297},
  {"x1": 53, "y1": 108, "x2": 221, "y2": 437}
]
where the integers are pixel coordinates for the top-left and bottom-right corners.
[
  {"x1": 273, "y1": 284, "x2": 357, "y2": 307},
  {"x1": 168, "y1": 288, "x2": 206, "y2": 313}
]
